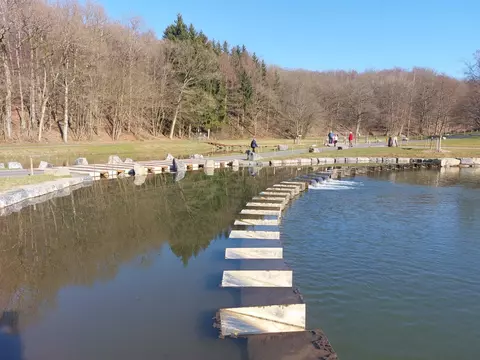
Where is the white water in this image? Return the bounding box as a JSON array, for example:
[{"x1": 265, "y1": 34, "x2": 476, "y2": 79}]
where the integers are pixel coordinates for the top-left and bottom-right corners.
[{"x1": 308, "y1": 179, "x2": 361, "y2": 190}]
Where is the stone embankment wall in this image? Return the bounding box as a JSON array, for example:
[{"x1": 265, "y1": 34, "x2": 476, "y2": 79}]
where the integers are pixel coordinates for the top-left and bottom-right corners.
[{"x1": 1, "y1": 156, "x2": 475, "y2": 215}]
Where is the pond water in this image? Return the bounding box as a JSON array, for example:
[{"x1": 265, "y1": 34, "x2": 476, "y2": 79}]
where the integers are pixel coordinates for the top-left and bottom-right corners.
[
  {"x1": 282, "y1": 167, "x2": 480, "y2": 360},
  {"x1": 1, "y1": 166, "x2": 479, "y2": 360},
  {"x1": 0, "y1": 167, "x2": 306, "y2": 360}
]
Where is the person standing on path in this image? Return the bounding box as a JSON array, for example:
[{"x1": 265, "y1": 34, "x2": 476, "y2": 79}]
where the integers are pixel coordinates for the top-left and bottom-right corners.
[
  {"x1": 250, "y1": 138, "x2": 258, "y2": 153},
  {"x1": 348, "y1": 132, "x2": 354, "y2": 147},
  {"x1": 333, "y1": 133, "x2": 338, "y2": 147}
]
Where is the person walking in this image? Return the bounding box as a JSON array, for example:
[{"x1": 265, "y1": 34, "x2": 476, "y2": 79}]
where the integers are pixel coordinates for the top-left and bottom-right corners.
[
  {"x1": 333, "y1": 133, "x2": 338, "y2": 147},
  {"x1": 348, "y1": 131, "x2": 354, "y2": 147},
  {"x1": 250, "y1": 138, "x2": 258, "y2": 153}
]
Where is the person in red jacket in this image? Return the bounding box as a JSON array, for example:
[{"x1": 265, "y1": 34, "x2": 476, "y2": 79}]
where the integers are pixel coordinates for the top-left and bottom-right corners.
[{"x1": 348, "y1": 131, "x2": 354, "y2": 147}]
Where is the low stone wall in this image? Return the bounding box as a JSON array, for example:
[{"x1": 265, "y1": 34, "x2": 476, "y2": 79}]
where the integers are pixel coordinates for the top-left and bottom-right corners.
[{"x1": 0, "y1": 176, "x2": 93, "y2": 215}]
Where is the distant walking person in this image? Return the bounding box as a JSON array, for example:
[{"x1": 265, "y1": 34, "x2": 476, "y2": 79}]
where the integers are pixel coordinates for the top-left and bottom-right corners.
[
  {"x1": 250, "y1": 138, "x2": 258, "y2": 153},
  {"x1": 333, "y1": 134, "x2": 338, "y2": 147},
  {"x1": 388, "y1": 136, "x2": 393, "y2": 147},
  {"x1": 348, "y1": 131, "x2": 354, "y2": 147},
  {"x1": 328, "y1": 131, "x2": 334, "y2": 144}
]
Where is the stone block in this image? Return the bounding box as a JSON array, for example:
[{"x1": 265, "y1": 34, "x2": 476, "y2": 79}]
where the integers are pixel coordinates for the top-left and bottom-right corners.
[
  {"x1": 7, "y1": 162, "x2": 23, "y2": 169},
  {"x1": 277, "y1": 144, "x2": 289, "y2": 151},
  {"x1": 205, "y1": 159, "x2": 215, "y2": 168},
  {"x1": 74, "y1": 157, "x2": 88, "y2": 166},
  {"x1": 335, "y1": 157, "x2": 346, "y2": 164},
  {"x1": 133, "y1": 163, "x2": 148, "y2": 176},
  {"x1": 44, "y1": 167, "x2": 70, "y2": 177},
  {"x1": 299, "y1": 158, "x2": 311, "y2": 165},
  {"x1": 346, "y1": 157, "x2": 357, "y2": 164},
  {"x1": 107, "y1": 155, "x2": 123, "y2": 164},
  {"x1": 38, "y1": 161, "x2": 53, "y2": 169},
  {"x1": 440, "y1": 158, "x2": 461, "y2": 167},
  {"x1": 410, "y1": 158, "x2": 424, "y2": 164},
  {"x1": 324, "y1": 158, "x2": 335, "y2": 164},
  {"x1": 317, "y1": 158, "x2": 326, "y2": 164},
  {"x1": 269, "y1": 160, "x2": 282, "y2": 167},
  {"x1": 189, "y1": 154, "x2": 203, "y2": 159},
  {"x1": 382, "y1": 158, "x2": 396, "y2": 164},
  {"x1": 311, "y1": 158, "x2": 319, "y2": 165},
  {"x1": 397, "y1": 157, "x2": 411, "y2": 164}
]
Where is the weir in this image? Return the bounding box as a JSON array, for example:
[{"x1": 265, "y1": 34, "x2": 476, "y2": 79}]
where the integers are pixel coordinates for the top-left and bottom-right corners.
[{"x1": 216, "y1": 174, "x2": 338, "y2": 359}]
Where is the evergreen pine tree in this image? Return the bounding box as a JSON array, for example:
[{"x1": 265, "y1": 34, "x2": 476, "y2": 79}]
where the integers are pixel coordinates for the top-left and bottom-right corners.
[
  {"x1": 222, "y1": 40, "x2": 229, "y2": 53},
  {"x1": 188, "y1": 23, "x2": 197, "y2": 40},
  {"x1": 261, "y1": 60, "x2": 267, "y2": 79},
  {"x1": 241, "y1": 44, "x2": 247, "y2": 54},
  {"x1": 163, "y1": 13, "x2": 189, "y2": 41},
  {"x1": 252, "y1": 52, "x2": 259, "y2": 65}
]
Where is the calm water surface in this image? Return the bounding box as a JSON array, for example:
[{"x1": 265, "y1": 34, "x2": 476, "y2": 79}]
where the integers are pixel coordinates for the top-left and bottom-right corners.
[
  {"x1": 282, "y1": 167, "x2": 480, "y2": 360},
  {"x1": 0, "y1": 167, "x2": 306, "y2": 360},
  {"x1": 2, "y1": 166, "x2": 479, "y2": 360}
]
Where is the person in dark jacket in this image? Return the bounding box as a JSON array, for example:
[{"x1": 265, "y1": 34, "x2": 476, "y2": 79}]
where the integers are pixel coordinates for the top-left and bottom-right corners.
[{"x1": 250, "y1": 138, "x2": 258, "y2": 153}]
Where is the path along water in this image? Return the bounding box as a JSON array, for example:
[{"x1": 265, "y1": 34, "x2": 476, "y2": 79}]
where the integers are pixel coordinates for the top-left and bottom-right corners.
[{"x1": 282, "y1": 167, "x2": 480, "y2": 360}]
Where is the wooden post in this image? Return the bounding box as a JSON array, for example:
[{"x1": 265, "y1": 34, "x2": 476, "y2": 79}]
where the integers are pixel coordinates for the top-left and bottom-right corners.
[
  {"x1": 207, "y1": 129, "x2": 210, "y2": 139},
  {"x1": 30, "y1": 157, "x2": 33, "y2": 176}
]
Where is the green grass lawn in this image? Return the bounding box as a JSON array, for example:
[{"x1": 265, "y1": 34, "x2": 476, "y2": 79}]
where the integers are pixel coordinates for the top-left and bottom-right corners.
[{"x1": 0, "y1": 174, "x2": 67, "y2": 193}]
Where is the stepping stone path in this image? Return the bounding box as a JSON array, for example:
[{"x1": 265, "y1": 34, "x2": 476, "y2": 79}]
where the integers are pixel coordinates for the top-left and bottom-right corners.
[{"x1": 217, "y1": 179, "x2": 310, "y2": 337}]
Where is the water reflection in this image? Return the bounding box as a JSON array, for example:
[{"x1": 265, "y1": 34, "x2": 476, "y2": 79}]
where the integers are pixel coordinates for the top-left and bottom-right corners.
[
  {"x1": 368, "y1": 167, "x2": 480, "y2": 188},
  {"x1": 0, "y1": 167, "x2": 312, "y2": 360},
  {"x1": 282, "y1": 168, "x2": 480, "y2": 360}
]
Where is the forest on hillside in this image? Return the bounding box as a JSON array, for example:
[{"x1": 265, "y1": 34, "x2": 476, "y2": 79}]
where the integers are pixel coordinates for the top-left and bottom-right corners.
[{"x1": 0, "y1": 0, "x2": 479, "y2": 143}]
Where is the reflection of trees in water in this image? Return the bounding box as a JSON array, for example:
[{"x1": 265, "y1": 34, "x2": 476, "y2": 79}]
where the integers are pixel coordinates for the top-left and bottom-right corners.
[
  {"x1": 0, "y1": 167, "x2": 306, "y2": 319},
  {"x1": 369, "y1": 168, "x2": 480, "y2": 188}
]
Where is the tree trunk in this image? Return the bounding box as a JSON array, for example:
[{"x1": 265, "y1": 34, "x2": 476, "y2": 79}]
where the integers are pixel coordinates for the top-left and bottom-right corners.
[
  {"x1": 355, "y1": 114, "x2": 361, "y2": 144},
  {"x1": 169, "y1": 86, "x2": 186, "y2": 140},
  {"x1": 1, "y1": 49, "x2": 12, "y2": 138},
  {"x1": 38, "y1": 66, "x2": 48, "y2": 141},
  {"x1": 29, "y1": 37, "x2": 36, "y2": 128},
  {"x1": 15, "y1": 31, "x2": 25, "y2": 129},
  {"x1": 63, "y1": 59, "x2": 69, "y2": 143}
]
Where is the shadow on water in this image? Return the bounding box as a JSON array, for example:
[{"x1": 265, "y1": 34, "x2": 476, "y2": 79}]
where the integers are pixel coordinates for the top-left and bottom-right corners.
[{"x1": 0, "y1": 311, "x2": 22, "y2": 360}]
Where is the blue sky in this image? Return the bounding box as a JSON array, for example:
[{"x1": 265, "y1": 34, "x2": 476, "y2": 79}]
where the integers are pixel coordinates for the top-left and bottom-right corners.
[{"x1": 98, "y1": 0, "x2": 479, "y2": 78}]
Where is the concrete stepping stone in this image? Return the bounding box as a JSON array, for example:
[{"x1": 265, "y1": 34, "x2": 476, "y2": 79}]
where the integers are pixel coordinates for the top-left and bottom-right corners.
[
  {"x1": 234, "y1": 219, "x2": 280, "y2": 226},
  {"x1": 229, "y1": 230, "x2": 280, "y2": 239},
  {"x1": 221, "y1": 270, "x2": 293, "y2": 287},
  {"x1": 259, "y1": 192, "x2": 290, "y2": 199},
  {"x1": 246, "y1": 202, "x2": 284, "y2": 209},
  {"x1": 252, "y1": 197, "x2": 287, "y2": 204},
  {"x1": 281, "y1": 181, "x2": 307, "y2": 190},
  {"x1": 225, "y1": 248, "x2": 283, "y2": 259},
  {"x1": 240, "y1": 209, "x2": 281, "y2": 216},
  {"x1": 218, "y1": 304, "x2": 305, "y2": 336}
]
